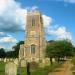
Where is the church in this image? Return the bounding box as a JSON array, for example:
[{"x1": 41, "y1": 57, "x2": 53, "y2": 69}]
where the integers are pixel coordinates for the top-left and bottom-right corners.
[{"x1": 19, "y1": 10, "x2": 46, "y2": 63}]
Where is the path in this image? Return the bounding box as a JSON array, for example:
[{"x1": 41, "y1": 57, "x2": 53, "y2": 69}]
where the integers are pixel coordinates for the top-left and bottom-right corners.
[{"x1": 48, "y1": 60, "x2": 73, "y2": 75}]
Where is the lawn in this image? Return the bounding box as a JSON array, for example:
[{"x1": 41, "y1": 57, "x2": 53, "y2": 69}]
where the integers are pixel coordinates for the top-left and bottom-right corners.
[
  {"x1": 0, "y1": 61, "x2": 5, "y2": 75},
  {"x1": 17, "y1": 62, "x2": 63, "y2": 75},
  {"x1": 71, "y1": 57, "x2": 75, "y2": 75},
  {"x1": 0, "y1": 61, "x2": 63, "y2": 75}
]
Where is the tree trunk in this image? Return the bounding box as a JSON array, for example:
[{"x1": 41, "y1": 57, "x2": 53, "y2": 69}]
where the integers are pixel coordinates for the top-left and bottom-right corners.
[
  {"x1": 57, "y1": 57, "x2": 60, "y2": 63},
  {"x1": 50, "y1": 57, "x2": 53, "y2": 64}
]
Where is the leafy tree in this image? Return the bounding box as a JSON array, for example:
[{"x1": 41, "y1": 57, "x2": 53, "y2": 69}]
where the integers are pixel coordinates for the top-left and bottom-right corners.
[
  {"x1": 54, "y1": 40, "x2": 73, "y2": 62},
  {"x1": 46, "y1": 40, "x2": 74, "y2": 63},
  {"x1": 46, "y1": 41, "x2": 56, "y2": 64},
  {"x1": 73, "y1": 47, "x2": 75, "y2": 56},
  {"x1": 6, "y1": 51, "x2": 15, "y2": 58},
  {"x1": 0, "y1": 48, "x2": 6, "y2": 58},
  {"x1": 12, "y1": 41, "x2": 24, "y2": 57}
]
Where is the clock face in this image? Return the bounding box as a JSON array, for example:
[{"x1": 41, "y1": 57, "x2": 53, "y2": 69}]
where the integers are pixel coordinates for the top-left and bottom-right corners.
[{"x1": 30, "y1": 31, "x2": 36, "y2": 35}]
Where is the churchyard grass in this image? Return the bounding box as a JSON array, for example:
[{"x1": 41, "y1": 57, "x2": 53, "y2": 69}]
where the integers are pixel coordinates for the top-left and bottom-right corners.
[
  {"x1": 17, "y1": 67, "x2": 26, "y2": 75},
  {"x1": 30, "y1": 62, "x2": 63, "y2": 75},
  {"x1": 0, "y1": 61, "x2": 63, "y2": 75},
  {"x1": 0, "y1": 61, "x2": 5, "y2": 75},
  {"x1": 17, "y1": 61, "x2": 63, "y2": 75},
  {"x1": 71, "y1": 57, "x2": 75, "y2": 75}
]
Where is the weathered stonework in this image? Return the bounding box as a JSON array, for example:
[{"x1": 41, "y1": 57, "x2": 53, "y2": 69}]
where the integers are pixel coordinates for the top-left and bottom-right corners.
[{"x1": 19, "y1": 10, "x2": 46, "y2": 64}]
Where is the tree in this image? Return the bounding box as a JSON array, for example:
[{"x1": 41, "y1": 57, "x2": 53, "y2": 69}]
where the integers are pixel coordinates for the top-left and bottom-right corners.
[
  {"x1": 73, "y1": 47, "x2": 75, "y2": 56},
  {"x1": 12, "y1": 41, "x2": 24, "y2": 57},
  {"x1": 46, "y1": 40, "x2": 74, "y2": 63},
  {"x1": 0, "y1": 48, "x2": 6, "y2": 58},
  {"x1": 6, "y1": 51, "x2": 15, "y2": 58},
  {"x1": 54, "y1": 40, "x2": 73, "y2": 62},
  {"x1": 46, "y1": 41, "x2": 56, "y2": 64}
]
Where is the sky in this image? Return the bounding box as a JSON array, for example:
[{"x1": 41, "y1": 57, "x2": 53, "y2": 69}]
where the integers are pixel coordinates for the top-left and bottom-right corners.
[{"x1": 0, "y1": 0, "x2": 75, "y2": 51}]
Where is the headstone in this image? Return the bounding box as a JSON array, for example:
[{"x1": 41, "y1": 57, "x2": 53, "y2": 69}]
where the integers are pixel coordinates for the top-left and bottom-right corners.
[
  {"x1": 7, "y1": 59, "x2": 9, "y2": 62},
  {"x1": 52, "y1": 58, "x2": 55, "y2": 62},
  {"x1": 20, "y1": 59, "x2": 26, "y2": 67},
  {"x1": 14, "y1": 58, "x2": 19, "y2": 66},
  {"x1": 4, "y1": 58, "x2": 7, "y2": 62},
  {"x1": 0, "y1": 58, "x2": 2, "y2": 61},
  {"x1": 0, "y1": 58, "x2": 3, "y2": 61},
  {"x1": 5, "y1": 62, "x2": 17, "y2": 75},
  {"x1": 44, "y1": 58, "x2": 50, "y2": 64},
  {"x1": 10, "y1": 58, "x2": 13, "y2": 61}
]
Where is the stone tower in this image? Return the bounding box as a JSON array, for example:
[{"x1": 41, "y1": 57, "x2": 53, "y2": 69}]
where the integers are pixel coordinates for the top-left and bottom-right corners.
[{"x1": 19, "y1": 10, "x2": 46, "y2": 63}]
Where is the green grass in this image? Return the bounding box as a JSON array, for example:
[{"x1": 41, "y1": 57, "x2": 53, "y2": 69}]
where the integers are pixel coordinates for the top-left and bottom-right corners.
[
  {"x1": 30, "y1": 62, "x2": 63, "y2": 75},
  {"x1": 17, "y1": 62, "x2": 63, "y2": 75},
  {"x1": 17, "y1": 67, "x2": 26, "y2": 75},
  {"x1": 0, "y1": 61, "x2": 63, "y2": 75},
  {"x1": 71, "y1": 57, "x2": 75, "y2": 75},
  {"x1": 0, "y1": 61, "x2": 5, "y2": 75}
]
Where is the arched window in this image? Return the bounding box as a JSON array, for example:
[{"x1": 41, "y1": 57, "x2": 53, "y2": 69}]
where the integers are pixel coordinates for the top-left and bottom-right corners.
[{"x1": 31, "y1": 44, "x2": 35, "y2": 54}]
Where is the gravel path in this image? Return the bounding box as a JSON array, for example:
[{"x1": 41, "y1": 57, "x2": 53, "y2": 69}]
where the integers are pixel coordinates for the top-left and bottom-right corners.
[{"x1": 48, "y1": 60, "x2": 73, "y2": 75}]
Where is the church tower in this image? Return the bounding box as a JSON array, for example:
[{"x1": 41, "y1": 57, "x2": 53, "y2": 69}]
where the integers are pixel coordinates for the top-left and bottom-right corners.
[{"x1": 19, "y1": 10, "x2": 46, "y2": 63}]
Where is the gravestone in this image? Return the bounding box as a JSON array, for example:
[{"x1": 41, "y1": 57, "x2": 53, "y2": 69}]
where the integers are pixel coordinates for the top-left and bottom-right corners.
[
  {"x1": 52, "y1": 58, "x2": 55, "y2": 62},
  {"x1": 5, "y1": 62, "x2": 17, "y2": 75},
  {"x1": 14, "y1": 58, "x2": 19, "y2": 66},
  {"x1": 0, "y1": 58, "x2": 2, "y2": 61},
  {"x1": 4, "y1": 58, "x2": 6, "y2": 62},
  {"x1": 6, "y1": 59, "x2": 9, "y2": 62},
  {"x1": 44, "y1": 58, "x2": 50, "y2": 65},
  {"x1": 20, "y1": 59, "x2": 26, "y2": 67},
  {"x1": 10, "y1": 58, "x2": 13, "y2": 61}
]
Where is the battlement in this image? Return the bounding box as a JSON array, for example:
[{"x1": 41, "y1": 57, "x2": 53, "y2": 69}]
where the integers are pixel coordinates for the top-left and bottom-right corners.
[{"x1": 27, "y1": 9, "x2": 41, "y2": 15}]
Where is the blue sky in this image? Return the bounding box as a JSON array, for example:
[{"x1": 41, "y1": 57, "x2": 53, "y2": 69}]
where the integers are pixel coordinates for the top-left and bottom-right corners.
[{"x1": 0, "y1": 0, "x2": 75, "y2": 51}]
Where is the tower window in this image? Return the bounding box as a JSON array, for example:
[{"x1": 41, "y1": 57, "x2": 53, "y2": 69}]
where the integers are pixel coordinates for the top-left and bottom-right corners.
[
  {"x1": 31, "y1": 44, "x2": 35, "y2": 54},
  {"x1": 32, "y1": 17, "x2": 35, "y2": 26}
]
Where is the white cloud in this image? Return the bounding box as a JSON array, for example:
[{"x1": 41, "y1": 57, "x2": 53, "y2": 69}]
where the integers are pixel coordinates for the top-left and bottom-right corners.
[
  {"x1": 0, "y1": 32, "x2": 11, "y2": 37},
  {"x1": 42, "y1": 14, "x2": 72, "y2": 41},
  {"x1": 0, "y1": 0, "x2": 53, "y2": 50},
  {"x1": 0, "y1": 0, "x2": 27, "y2": 32},
  {"x1": 26, "y1": 6, "x2": 38, "y2": 11},
  {"x1": 0, "y1": 36, "x2": 17, "y2": 43},
  {"x1": 0, "y1": 0, "x2": 51, "y2": 33},
  {"x1": 0, "y1": 31, "x2": 17, "y2": 51},
  {"x1": 0, "y1": 45, "x2": 4, "y2": 48},
  {"x1": 31, "y1": 6, "x2": 38, "y2": 10},
  {"x1": 0, "y1": 32, "x2": 17, "y2": 43},
  {"x1": 0, "y1": 32, "x2": 4, "y2": 35},
  {"x1": 42, "y1": 15, "x2": 52, "y2": 28},
  {"x1": 0, "y1": 0, "x2": 73, "y2": 45},
  {"x1": 0, "y1": 0, "x2": 52, "y2": 32},
  {"x1": 48, "y1": 26, "x2": 72, "y2": 40}
]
